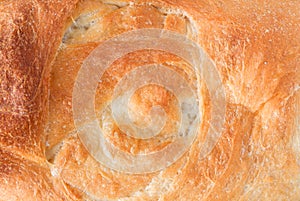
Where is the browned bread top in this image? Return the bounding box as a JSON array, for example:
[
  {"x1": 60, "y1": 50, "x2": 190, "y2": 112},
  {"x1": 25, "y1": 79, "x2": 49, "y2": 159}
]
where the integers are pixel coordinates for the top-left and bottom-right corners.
[{"x1": 0, "y1": 0, "x2": 299, "y2": 200}]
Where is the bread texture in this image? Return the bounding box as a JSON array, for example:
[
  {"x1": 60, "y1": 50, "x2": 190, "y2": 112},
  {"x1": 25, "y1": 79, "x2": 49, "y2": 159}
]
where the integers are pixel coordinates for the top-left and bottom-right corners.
[{"x1": 0, "y1": 0, "x2": 299, "y2": 200}]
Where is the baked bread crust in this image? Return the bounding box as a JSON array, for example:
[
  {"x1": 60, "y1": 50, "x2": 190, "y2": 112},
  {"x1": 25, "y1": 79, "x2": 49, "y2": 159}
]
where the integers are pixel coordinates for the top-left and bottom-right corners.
[
  {"x1": 0, "y1": 1, "x2": 78, "y2": 200},
  {"x1": 0, "y1": 0, "x2": 299, "y2": 200}
]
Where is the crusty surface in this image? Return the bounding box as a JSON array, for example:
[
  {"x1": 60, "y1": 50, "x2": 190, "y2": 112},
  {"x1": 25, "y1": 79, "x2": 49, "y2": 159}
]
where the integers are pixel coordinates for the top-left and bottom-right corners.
[
  {"x1": 1, "y1": 0, "x2": 300, "y2": 200},
  {"x1": 0, "y1": 0, "x2": 78, "y2": 200}
]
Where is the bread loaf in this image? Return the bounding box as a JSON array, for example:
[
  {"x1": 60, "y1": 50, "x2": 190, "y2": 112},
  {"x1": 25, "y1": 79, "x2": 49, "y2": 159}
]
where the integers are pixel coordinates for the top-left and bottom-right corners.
[{"x1": 0, "y1": 0, "x2": 299, "y2": 200}]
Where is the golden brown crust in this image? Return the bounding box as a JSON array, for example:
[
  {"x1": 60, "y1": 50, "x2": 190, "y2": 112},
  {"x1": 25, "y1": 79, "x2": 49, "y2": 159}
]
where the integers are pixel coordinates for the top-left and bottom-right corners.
[
  {"x1": 0, "y1": 148, "x2": 63, "y2": 200},
  {"x1": 0, "y1": 0, "x2": 79, "y2": 199},
  {"x1": 0, "y1": 0, "x2": 299, "y2": 200}
]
